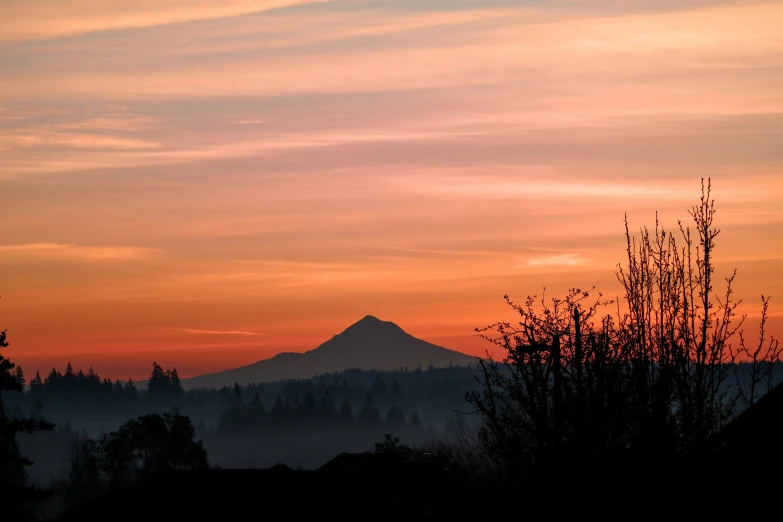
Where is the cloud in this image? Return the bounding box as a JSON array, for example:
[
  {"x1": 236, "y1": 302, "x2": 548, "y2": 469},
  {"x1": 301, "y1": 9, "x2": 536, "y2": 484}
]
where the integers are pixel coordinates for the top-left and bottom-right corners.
[
  {"x1": 522, "y1": 254, "x2": 591, "y2": 268},
  {"x1": 0, "y1": 243, "x2": 159, "y2": 261},
  {"x1": 0, "y1": 131, "x2": 159, "y2": 150},
  {"x1": 0, "y1": 0, "x2": 335, "y2": 42},
  {"x1": 171, "y1": 328, "x2": 266, "y2": 336}
]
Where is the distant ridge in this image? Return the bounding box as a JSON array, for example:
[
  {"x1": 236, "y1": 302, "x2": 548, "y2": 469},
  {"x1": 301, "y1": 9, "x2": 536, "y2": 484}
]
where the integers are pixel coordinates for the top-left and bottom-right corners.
[{"x1": 182, "y1": 315, "x2": 475, "y2": 390}]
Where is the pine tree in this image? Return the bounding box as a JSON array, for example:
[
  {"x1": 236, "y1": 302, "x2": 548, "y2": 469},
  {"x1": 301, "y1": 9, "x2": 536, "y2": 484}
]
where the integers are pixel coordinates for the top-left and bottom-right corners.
[
  {"x1": 318, "y1": 393, "x2": 337, "y2": 424},
  {"x1": 13, "y1": 366, "x2": 25, "y2": 388},
  {"x1": 385, "y1": 405, "x2": 406, "y2": 429},
  {"x1": 408, "y1": 411, "x2": 423, "y2": 432},
  {"x1": 63, "y1": 362, "x2": 75, "y2": 388},
  {"x1": 250, "y1": 393, "x2": 266, "y2": 429},
  {"x1": 390, "y1": 380, "x2": 403, "y2": 401},
  {"x1": 45, "y1": 367, "x2": 61, "y2": 390},
  {"x1": 0, "y1": 329, "x2": 55, "y2": 518},
  {"x1": 338, "y1": 398, "x2": 354, "y2": 426},
  {"x1": 30, "y1": 400, "x2": 44, "y2": 421},
  {"x1": 170, "y1": 368, "x2": 184, "y2": 398},
  {"x1": 29, "y1": 372, "x2": 43, "y2": 396},
  {"x1": 358, "y1": 394, "x2": 382, "y2": 428},
  {"x1": 300, "y1": 392, "x2": 317, "y2": 423},
  {"x1": 147, "y1": 362, "x2": 169, "y2": 399},
  {"x1": 124, "y1": 378, "x2": 138, "y2": 401},
  {"x1": 371, "y1": 375, "x2": 388, "y2": 396},
  {"x1": 231, "y1": 382, "x2": 243, "y2": 407}
]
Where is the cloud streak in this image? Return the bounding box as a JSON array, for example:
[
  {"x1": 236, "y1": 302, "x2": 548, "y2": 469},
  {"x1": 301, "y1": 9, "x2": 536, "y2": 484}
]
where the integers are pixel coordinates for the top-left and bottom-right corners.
[
  {"x1": 171, "y1": 328, "x2": 267, "y2": 336},
  {"x1": 0, "y1": 0, "x2": 335, "y2": 42},
  {"x1": 0, "y1": 243, "x2": 159, "y2": 261}
]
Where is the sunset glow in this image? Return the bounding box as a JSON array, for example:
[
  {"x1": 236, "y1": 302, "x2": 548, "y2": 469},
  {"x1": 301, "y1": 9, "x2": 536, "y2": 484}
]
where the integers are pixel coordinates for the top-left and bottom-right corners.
[{"x1": 2, "y1": 0, "x2": 782, "y2": 380}]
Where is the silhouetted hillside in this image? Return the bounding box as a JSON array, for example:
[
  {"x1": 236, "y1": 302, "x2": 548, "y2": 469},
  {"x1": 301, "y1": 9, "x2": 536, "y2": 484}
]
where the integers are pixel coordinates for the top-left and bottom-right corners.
[
  {"x1": 183, "y1": 316, "x2": 475, "y2": 389},
  {"x1": 54, "y1": 452, "x2": 490, "y2": 522}
]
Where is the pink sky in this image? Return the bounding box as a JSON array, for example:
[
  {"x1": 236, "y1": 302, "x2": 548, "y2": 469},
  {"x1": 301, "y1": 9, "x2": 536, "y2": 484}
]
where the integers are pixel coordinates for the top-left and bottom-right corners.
[{"x1": 1, "y1": 0, "x2": 782, "y2": 380}]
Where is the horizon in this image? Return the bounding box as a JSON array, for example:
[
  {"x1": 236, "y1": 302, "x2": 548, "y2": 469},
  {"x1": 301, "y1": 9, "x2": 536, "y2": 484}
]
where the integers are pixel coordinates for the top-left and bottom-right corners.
[
  {"x1": 14, "y1": 313, "x2": 480, "y2": 382},
  {"x1": 2, "y1": 0, "x2": 783, "y2": 381}
]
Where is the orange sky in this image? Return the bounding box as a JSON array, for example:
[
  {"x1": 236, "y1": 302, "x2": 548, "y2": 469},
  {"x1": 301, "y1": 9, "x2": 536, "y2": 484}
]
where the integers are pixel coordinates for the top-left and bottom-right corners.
[{"x1": 1, "y1": 0, "x2": 782, "y2": 381}]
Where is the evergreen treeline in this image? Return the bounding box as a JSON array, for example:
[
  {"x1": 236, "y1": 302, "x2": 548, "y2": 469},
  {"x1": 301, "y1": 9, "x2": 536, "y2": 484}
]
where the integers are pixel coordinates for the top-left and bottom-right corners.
[
  {"x1": 7, "y1": 363, "x2": 479, "y2": 427},
  {"x1": 215, "y1": 382, "x2": 425, "y2": 434},
  {"x1": 23, "y1": 361, "x2": 185, "y2": 403}
]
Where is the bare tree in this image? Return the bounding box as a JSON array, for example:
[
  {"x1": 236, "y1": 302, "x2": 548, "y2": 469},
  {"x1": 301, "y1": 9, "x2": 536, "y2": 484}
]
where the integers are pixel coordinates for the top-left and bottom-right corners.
[{"x1": 467, "y1": 179, "x2": 782, "y2": 503}]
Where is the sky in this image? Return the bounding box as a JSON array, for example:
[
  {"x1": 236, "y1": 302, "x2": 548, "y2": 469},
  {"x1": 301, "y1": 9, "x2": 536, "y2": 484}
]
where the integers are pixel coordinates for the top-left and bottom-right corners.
[{"x1": 1, "y1": 0, "x2": 782, "y2": 381}]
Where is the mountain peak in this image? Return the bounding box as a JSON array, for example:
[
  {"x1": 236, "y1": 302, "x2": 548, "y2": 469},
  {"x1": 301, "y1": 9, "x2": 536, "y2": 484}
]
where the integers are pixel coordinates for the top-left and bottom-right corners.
[
  {"x1": 341, "y1": 315, "x2": 403, "y2": 335},
  {"x1": 183, "y1": 315, "x2": 474, "y2": 389}
]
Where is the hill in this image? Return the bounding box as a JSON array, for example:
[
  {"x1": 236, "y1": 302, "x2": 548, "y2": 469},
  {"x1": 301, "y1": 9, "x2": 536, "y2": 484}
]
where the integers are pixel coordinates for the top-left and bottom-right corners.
[
  {"x1": 53, "y1": 452, "x2": 490, "y2": 522},
  {"x1": 182, "y1": 315, "x2": 475, "y2": 390}
]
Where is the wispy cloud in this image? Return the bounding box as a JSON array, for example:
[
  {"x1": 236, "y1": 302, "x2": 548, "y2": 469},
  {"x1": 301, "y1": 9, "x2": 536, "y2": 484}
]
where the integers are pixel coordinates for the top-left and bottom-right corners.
[
  {"x1": 0, "y1": 0, "x2": 335, "y2": 42},
  {"x1": 0, "y1": 243, "x2": 159, "y2": 261},
  {"x1": 522, "y1": 254, "x2": 591, "y2": 268},
  {"x1": 172, "y1": 328, "x2": 266, "y2": 336}
]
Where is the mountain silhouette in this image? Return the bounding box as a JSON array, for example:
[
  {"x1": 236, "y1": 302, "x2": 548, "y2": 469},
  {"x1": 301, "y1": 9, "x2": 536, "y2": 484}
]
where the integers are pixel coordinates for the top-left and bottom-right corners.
[{"x1": 182, "y1": 315, "x2": 475, "y2": 389}]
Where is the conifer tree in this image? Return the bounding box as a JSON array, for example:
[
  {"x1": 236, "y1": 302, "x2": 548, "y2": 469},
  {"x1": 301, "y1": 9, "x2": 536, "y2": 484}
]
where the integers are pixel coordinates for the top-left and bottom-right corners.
[
  {"x1": 338, "y1": 397, "x2": 354, "y2": 426},
  {"x1": 0, "y1": 329, "x2": 55, "y2": 519},
  {"x1": 13, "y1": 366, "x2": 24, "y2": 388},
  {"x1": 29, "y1": 371, "x2": 43, "y2": 396},
  {"x1": 408, "y1": 411, "x2": 423, "y2": 432},
  {"x1": 385, "y1": 405, "x2": 407, "y2": 429},
  {"x1": 358, "y1": 394, "x2": 382, "y2": 427},
  {"x1": 170, "y1": 368, "x2": 184, "y2": 398}
]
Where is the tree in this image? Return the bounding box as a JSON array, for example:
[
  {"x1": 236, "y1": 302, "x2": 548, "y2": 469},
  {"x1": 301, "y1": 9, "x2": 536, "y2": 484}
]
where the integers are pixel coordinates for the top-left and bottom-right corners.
[
  {"x1": 13, "y1": 366, "x2": 25, "y2": 388},
  {"x1": 249, "y1": 393, "x2": 266, "y2": 429},
  {"x1": 299, "y1": 392, "x2": 317, "y2": 423},
  {"x1": 338, "y1": 398, "x2": 355, "y2": 426},
  {"x1": 318, "y1": 393, "x2": 337, "y2": 425},
  {"x1": 357, "y1": 394, "x2": 382, "y2": 428},
  {"x1": 390, "y1": 380, "x2": 403, "y2": 401},
  {"x1": 467, "y1": 179, "x2": 783, "y2": 503},
  {"x1": 231, "y1": 382, "x2": 243, "y2": 407},
  {"x1": 170, "y1": 368, "x2": 184, "y2": 399},
  {"x1": 408, "y1": 411, "x2": 423, "y2": 432},
  {"x1": 731, "y1": 295, "x2": 782, "y2": 407},
  {"x1": 385, "y1": 405, "x2": 406, "y2": 429},
  {"x1": 63, "y1": 437, "x2": 103, "y2": 509},
  {"x1": 147, "y1": 362, "x2": 170, "y2": 399},
  {"x1": 29, "y1": 371, "x2": 43, "y2": 396},
  {"x1": 97, "y1": 412, "x2": 208, "y2": 487},
  {"x1": 374, "y1": 433, "x2": 414, "y2": 460},
  {"x1": 0, "y1": 329, "x2": 55, "y2": 520},
  {"x1": 270, "y1": 395, "x2": 287, "y2": 429},
  {"x1": 124, "y1": 378, "x2": 138, "y2": 398},
  {"x1": 370, "y1": 375, "x2": 388, "y2": 396}
]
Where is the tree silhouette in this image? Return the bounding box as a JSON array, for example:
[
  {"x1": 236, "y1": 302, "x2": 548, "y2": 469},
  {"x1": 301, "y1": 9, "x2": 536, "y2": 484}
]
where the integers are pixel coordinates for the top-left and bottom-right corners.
[
  {"x1": 170, "y1": 368, "x2": 184, "y2": 398},
  {"x1": 408, "y1": 411, "x2": 423, "y2": 432},
  {"x1": 0, "y1": 329, "x2": 55, "y2": 520},
  {"x1": 29, "y1": 371, "x2": 42, "y2": 396},
  {"x1": 147, "y1": 362, "x2": 170, "y2": 399},
  {"x1": 97, "y1": 412, "x2": 208, "y2": 487},
  {"x1": 370, "y1": 375, "x2": 388, "y2": 397},
  {"x1": 318, "y1": 392, "x2": 337, "y2": 425},
  {"x1": 385, "y1": 405, "x2": 407, "y2": 429},
  {"x1": 390, "y1": 380, "x2": 403, "y2": 401},
  {"x1": 467, "y1": 179, "x2": 783, "y2": 503},
  {"x1": 13, "y1": 366, "x2": 24, "y2": 388},
  {"x1": 338, "y1": 398, "x2": 355, "y2": 426},
  {"x1": 357, "y1": 394, "x2": 382, "y2": 428}
]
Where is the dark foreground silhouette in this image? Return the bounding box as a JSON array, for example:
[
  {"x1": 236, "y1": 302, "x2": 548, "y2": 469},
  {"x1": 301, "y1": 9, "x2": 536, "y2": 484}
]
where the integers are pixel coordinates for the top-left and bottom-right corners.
[{"x1": 54, "y1": 451, "x2": 493, "y2": 522}]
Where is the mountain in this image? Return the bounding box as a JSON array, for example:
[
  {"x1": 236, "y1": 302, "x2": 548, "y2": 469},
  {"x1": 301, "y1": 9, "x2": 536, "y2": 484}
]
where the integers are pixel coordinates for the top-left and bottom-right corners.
[{"x1": 182, "y1": 315, "x2": 475, "y2": 390}]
